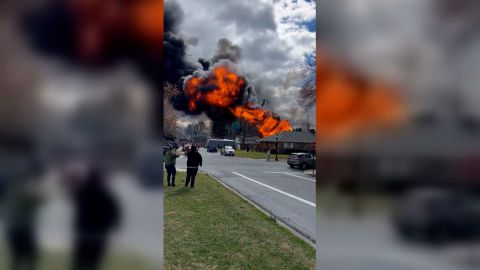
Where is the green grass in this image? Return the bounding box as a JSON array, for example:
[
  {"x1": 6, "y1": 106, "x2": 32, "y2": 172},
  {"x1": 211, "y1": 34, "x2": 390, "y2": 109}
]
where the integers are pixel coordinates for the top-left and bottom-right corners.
[
  {"x1": 0, "y1": 245, "x2": 158, "y2": 270},
  {"x1": 164, "y1": 172, "x2": 315, "y2": 270},
  {"x1": 234, "y1": 150, "x2": 289, "y2": 160}
]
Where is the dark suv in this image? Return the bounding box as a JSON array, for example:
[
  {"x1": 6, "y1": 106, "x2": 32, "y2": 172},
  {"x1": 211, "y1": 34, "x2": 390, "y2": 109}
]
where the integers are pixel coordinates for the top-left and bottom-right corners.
[
  {"x1": 393, "y1": 189, "x2": 480, "y2": 243},
  {"x1": 287, "y1": 153, "x2": 315, "y2": 169}
]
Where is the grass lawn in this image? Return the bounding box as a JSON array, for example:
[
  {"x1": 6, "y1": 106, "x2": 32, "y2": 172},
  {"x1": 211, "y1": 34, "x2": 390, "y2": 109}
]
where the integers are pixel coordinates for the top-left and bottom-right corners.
[
  {"x1": 164, "y1": 172, "x2": 315, "y2": 270},
  {"x1": 234, "y1": 150, "x2": 289, "y2": 160},
  {"x1": 0, "y1": 245, "x2": 158, "y2": 270}
]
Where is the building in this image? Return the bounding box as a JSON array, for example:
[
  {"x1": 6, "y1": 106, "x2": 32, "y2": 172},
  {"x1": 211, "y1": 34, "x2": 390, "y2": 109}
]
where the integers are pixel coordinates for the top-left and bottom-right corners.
[
  {"x1": 257, "y1": 130, "x2": 316, "y2": 154},
  {"x1": 316, "y1": 113, "x2": 480, "y2": 192}
]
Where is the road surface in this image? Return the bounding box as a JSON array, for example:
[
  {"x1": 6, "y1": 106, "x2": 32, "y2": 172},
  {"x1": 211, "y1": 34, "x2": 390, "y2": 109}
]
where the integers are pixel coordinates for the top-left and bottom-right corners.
[
  {"x1": 316, "y1": 211, "x2": 480, "y2": 270},
  {"x1": 175, "y1": 149, "x2": 316, "y2": 243}
]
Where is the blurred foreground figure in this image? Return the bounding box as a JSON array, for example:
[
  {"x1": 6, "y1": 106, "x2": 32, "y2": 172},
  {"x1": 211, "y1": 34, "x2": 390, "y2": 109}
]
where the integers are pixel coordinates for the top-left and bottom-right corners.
[
  {"x1": 2, "y1": 138, "x2": 44, "y2": 270},
  {"x1": 71, "y1": 167, "x2": 121, "y2": 270},
  {"x1": 4, "y1": 178, "x2": 44, "y2": 270}
]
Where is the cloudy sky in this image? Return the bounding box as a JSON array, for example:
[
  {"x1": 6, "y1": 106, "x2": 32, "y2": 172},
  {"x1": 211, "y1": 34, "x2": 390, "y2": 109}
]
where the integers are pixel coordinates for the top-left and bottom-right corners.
[
  {"x1": 173, "y1": 0, "x2": 316, "y2": 125},
  {"x1": 317, "y1": 0, "x2": 480, "y2": 118}
]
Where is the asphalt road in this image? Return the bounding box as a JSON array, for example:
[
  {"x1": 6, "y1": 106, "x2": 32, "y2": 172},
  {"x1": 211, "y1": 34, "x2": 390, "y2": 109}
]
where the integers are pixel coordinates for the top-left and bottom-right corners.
[
  {"x1": 174, "y1": 149, "x2": 316, "y2": 243},
  {"x1": 316, "y1": 212, "x2": 480, "y2": 270}
]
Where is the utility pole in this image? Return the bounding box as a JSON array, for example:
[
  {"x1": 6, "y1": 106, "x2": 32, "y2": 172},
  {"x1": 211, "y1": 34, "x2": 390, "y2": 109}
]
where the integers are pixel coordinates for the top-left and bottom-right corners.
[{"x1": 275, "y1": 134, "x2": 279, "y2": 161}]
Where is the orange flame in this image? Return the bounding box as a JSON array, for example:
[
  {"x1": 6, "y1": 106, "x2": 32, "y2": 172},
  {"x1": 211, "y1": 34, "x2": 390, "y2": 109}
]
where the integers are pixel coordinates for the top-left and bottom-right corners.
[
  {"x1": 185, "y1": 66, "x2": 246, "y2": 111},
  {"x1": 184, "y1": 66, "x2": 292, "y2": 137},
  {"x1": 231, "y1": 105, "x2": 292, "y2": 138},
  {"x1": 316, "y1": 51, "x2": 405, "y2": 142}
]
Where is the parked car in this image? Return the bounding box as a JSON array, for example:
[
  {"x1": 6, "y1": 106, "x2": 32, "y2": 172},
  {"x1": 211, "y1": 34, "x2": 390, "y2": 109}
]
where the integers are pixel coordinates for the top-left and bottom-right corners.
[
  {"x1": 287, "y1": 153, "x2": 315, "y2": 169},
  {"x1": 221, "y1": 146, "x2": 235, "y2": 156},
  {"x1": 393, "y1": 189, "x2": 480, "y2": 243},
  {"x1": 207, "y1": 145, "x2": 217, "y2": 153}
]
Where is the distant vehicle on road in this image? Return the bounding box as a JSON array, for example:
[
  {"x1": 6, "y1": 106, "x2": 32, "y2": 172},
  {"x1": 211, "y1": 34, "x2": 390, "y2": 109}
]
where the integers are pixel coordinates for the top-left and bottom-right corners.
[
  {"x1": 393, "y1": 189, "x2": 480, "y2": 243},
  {"x1": 207, "y1": 145, "x2": 217, "y2": 153},
  {"x1": 221, "y1": 146, "x2": 235, "y2": 156},
  {"x1": 287, "y1": 153, "x2": 315, "y2": 169},
  {"x1": 207, "y1": 139, "x2": 235, "y2": 150}
]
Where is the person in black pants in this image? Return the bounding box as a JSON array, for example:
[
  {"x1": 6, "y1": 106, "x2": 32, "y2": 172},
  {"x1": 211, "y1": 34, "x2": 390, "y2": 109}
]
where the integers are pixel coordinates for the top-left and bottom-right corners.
[
  {"x1": 164, "y1": 147, "x2": 179, "y2": 186},
  {"x1": 71, "y1": 167, "x2": 121, "y2": 270},
  {"x1": 185, "y1": 145, "x2": 202, "y2": 188}
]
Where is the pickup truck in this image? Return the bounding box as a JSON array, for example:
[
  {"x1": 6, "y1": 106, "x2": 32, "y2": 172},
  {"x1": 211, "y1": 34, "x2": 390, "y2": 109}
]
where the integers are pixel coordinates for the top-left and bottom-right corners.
[{"x1": 287, "y1": 153, "x2": 315, "y2": 169}]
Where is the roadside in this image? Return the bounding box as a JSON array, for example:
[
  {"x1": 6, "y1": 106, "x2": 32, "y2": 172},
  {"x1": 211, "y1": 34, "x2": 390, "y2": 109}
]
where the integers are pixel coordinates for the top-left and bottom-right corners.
[
  {"x1": 233, "y1": 149, "x2": 289, "y2": 160},
  {"x1": 164, "y1": 172, "x2": 315, "y2": 270},
  {"x1": 175, "y1": 149, "x2": 316, "y2": 243}
]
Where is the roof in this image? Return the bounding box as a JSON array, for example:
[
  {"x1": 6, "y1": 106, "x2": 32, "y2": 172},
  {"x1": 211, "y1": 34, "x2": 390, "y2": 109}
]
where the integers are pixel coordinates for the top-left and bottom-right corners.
[
  {"x1": 317, "y1": 117, "x2": 480, "y2": 158},
  {"x1": 259, "y1": 131, "x2": 316, "y2": 143}
]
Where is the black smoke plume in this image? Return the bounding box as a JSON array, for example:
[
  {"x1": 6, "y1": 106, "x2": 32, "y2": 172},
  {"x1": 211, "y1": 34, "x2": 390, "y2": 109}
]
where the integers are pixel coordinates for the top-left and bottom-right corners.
[{"x1": 164, "y1": 1, "x2": 197, "y2": 84}]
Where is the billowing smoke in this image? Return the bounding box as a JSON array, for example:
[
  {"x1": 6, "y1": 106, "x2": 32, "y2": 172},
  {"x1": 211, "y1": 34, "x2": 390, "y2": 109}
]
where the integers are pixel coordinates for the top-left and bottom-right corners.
[
  {"x1": 165, "y1": 3, "x2": 292, "y2": 138},
  {"x1": 164, "y1": 1, "x2": 197, "y2": 84},
  {"x1": 170, "y1": 36, "x2": 261, "y2": 138},
  {"x1": 212, "y1": 38, "x2": 242, "y2": 64}
]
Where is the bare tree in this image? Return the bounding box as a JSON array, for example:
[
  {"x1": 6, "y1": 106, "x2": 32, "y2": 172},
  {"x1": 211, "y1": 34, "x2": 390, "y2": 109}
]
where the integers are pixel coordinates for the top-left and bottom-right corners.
[
  {"x1": 237, "y1": 119, "x2": 258, "y2": 149},
  {"x1": 298, "y1": 49, "x2": 316, "y2": 109},
  {"x1": 185, "y1": 121, "x2": 206, "y2": 141},
  {"x1": 163, "y1": 83, "x2": 181, "y2": 138}
]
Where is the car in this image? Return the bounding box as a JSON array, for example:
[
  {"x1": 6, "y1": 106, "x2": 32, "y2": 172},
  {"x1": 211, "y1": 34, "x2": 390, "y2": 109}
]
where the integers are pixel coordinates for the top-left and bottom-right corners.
[
  {"x1": 287, "y1": 153, "x2": 315, "y2": 169},
  {"x1": 221, "y1": 146, "x2": 235, "y2": 156},
  {"x1": 207, "y1": 145, "x2": 217, "y2": 153},
  {"x1": 393, "y1": 188, "x2": 480, "y2": 243}
]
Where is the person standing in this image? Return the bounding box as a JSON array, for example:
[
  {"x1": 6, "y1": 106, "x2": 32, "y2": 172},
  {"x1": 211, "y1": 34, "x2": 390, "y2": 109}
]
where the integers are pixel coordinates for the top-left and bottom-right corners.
[
  {"x1": 185, "y1": 145, "x2": 202, "y2": 188},
  {"x1": 71, "y1": 167, "x2": 121, "y2": 270},
  {"x1": 164, "y1": 146, "x2": 179, "y2": 186},
  {"x1": 3, "y1": 139, "x2": 44, "y2": 270},
  {"x1": 4, "y1": 177, "x2": 44, "y2": 270}
]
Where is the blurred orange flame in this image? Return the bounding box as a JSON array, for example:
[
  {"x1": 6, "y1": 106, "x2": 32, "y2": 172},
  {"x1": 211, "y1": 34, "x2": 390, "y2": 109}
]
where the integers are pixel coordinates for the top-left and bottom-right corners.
[
  {"x1": 68, "y1": 0, "x2": 164, "y2": 60},
  {"x1": 316, "y1": 52, "x2": 406, "y2": 142}
]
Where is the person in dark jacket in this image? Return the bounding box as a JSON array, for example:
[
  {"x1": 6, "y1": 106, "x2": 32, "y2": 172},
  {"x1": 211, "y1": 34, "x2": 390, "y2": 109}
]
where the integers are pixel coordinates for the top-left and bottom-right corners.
[
  {"x1": 71, "y1": 167, "x2": 121, "y2": 270},
  {"x1": 4, "y1": 177, "x2": 43, "y2": 270},
  {"x1": 164, "y1": 147, "x2": 179, "y2": 186},
  {"x1": 185, "y1": 145, "x2": 202, "y2": 188},
  {"x1": 2, "y1": 138, "x2": 44, "y2": 270}
]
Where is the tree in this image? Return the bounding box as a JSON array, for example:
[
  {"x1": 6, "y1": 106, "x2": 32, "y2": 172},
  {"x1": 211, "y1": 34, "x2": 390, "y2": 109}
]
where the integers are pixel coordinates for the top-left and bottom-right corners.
[
  {"x1": 185, "y1": 121, "x2": 207, "y2": 141},
  {"x1": 298, "y1": 49, "x2": 316, "y2": 109},
  {"x1": 237, "y1": 119, "x2": 258, "y2": 149},
  {"x1": 163, "y1": 83, "x2": 181, "y2": 138}
]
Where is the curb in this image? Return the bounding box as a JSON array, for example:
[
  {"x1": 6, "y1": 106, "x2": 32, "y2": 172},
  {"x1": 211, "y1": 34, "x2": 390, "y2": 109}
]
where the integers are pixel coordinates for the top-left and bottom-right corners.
[{"x1": 204, "y1": 172, "x2": 316, "y2": 249}]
